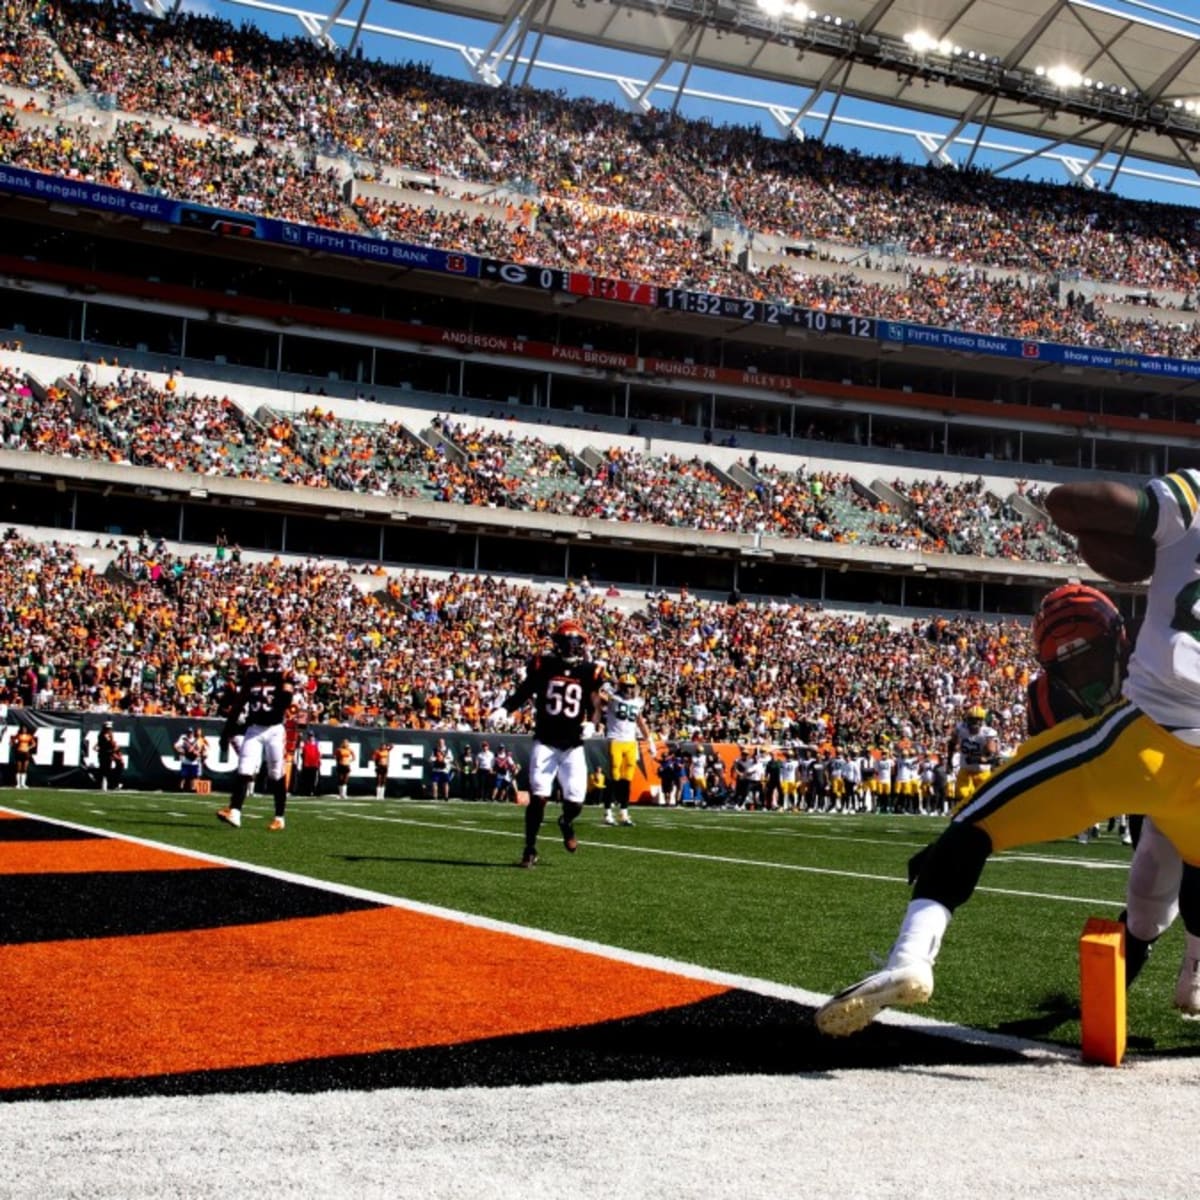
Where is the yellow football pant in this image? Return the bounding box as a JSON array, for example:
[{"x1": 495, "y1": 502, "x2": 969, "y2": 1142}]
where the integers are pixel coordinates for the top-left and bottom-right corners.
[
  {"x1": 609, "y1": 740, "x2": 638, "y2": 783},
  {"x1": 957, "y1": 701, "x2": 1200, "y2": 865}
]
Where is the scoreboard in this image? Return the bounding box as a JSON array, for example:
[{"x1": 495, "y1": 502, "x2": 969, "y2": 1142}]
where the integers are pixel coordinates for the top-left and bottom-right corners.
[{"x1": 480, "y1": 258, "x2": 876, "y2": 339}]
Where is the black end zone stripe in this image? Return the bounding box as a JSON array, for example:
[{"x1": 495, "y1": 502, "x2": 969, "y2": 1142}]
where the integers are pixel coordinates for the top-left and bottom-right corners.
[
  {"x1": 0, "y1": 818, "x2": 102, "y2": 842},
  {"x1": 0, "y1": 869, "x2": 383, "y2": 944},
  {"x1": 0, "y1": 990, "x2": 1029, "y2": 1103}
]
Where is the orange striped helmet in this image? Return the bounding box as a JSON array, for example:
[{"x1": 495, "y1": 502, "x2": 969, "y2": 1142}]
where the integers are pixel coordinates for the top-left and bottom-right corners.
[
  {"x1": 1033, "y1": 584, "x2": 1125, "y2": 667},
  {"x1": 258, "y1": 642, "x2": 284, "y2": 670},
  {"x1": 552, "y1": 619, "x2": 588, "y2": 663}
]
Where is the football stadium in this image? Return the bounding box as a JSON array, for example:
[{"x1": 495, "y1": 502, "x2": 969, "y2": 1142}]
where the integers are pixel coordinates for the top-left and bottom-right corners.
[{"x1": 5, "y1": 0, "x2": 1200, "y2": 1193}]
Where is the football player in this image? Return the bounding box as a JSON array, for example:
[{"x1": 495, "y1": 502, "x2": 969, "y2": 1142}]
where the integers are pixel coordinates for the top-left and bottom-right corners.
[
  {"x1": 1027, "y1": 584, "x2": 1127, "y2": 731},
  {"x1": 493, "y1": 618, "x2": 605, "y2": 867},
  {"x1": 816, "y1": 472, "x2": 1200, "y2": 1036},
  {"x1": 602, "y1": 673, "x2": 655, "y2": 826},
  {"x1": 1033, "y1": 582, "x2": 1200, "y2": 1003},
  {"x1": 1031, "y1": 584, "x2": 1129, "y2": 844},
  {"x1": 215, "y1": 656, "x2": 254, "y2": 787},
  {"x1": 946, "y1": 704, "x2": 999, "y2": 811},
  {"x1": 216, "y1": 641, "x2": 294, "y2": 831}
]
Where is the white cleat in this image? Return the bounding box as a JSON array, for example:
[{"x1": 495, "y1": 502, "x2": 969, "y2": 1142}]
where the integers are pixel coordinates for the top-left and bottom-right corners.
[
  {"x1": 1174, "y1": 956, "x2": 1200, "y2": 1019},
  {"x1": 815, "y1": 960, "x2": 934, "y2": 1037}
]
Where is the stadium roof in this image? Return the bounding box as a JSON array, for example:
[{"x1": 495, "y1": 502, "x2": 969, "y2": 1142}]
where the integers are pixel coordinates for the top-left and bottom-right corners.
[{"x1": 221, "y1": 0, "x2": 1200, "y2": 199}]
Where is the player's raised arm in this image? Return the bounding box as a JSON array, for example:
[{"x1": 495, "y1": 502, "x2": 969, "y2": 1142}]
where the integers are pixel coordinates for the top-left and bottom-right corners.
[
  {"x1": 1044, "y1": 481, "x2": 1144, "y2": 536},
  {"x1": 1046, "y1": 480, "x2": 1154, "y2": 584}
]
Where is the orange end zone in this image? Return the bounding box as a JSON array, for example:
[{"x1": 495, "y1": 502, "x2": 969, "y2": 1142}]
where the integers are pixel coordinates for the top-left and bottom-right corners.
[
  {"x1": 0, "y1": 839, "x2": 224, "y2": 874},
  {"x1": 1, "y1": 905, "x2": 729, "y2": 1090}
]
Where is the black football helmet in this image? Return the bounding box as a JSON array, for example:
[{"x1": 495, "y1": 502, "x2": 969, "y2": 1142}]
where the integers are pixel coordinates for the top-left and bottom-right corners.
[{"x1": 552, "y1": 619, "x2": 588, "y2": 663}]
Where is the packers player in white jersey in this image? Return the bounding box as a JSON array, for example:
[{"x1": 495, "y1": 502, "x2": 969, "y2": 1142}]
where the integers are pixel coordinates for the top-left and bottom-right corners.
[
  {"x1": 602, "y1": 673, "x2": 656, "y2": 826},
  {"x1": 817, "y1": 471, "x2": 1200, "y2": 1037},
  {"x1": 946, "y1": 705, "x2": 1000, "y2": 809}
]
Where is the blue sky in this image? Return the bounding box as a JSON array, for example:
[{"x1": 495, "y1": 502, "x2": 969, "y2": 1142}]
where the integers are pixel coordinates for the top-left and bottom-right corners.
[{"x1": 188, "y1": 0, "x2": 1200, "y2": 206}]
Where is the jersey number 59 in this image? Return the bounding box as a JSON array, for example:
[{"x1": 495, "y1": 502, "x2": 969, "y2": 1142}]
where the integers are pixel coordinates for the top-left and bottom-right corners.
[{"x1": 545, "y1": 678, "x2": 583, "y2": 718}]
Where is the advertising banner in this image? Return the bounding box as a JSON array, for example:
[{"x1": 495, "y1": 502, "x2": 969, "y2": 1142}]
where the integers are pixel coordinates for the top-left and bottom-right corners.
[{"x1": 0, "y1": 712, "x2": 738, "y2": 804}]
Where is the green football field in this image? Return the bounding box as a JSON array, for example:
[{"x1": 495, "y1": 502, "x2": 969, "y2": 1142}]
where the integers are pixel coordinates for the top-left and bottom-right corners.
[{"x1": 11, "y1": 787, "x2": 1200, "y2": 1056}]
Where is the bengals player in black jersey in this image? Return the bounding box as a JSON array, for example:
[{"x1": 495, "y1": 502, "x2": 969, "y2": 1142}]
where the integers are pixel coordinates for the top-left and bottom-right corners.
[
  {"x1": 1027, "y1": 584, "x2": 1128, "y2": 734},
  {"x1": 215, "y1": 657, "x2": 254, "y2": 757},
  {"x1": 492, "y1": 618, "x2": 605, "y2": 868},
  {"x1": 216, "y1": 642, "x2": 295, "y2": 832},
  {"x1": 1031, "y1": 583, "x2": 1200, "y2": 1003}
]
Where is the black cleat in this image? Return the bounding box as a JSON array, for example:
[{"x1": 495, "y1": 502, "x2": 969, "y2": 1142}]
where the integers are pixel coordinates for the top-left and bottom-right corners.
[
  {"x1": 557, "y1": 815, "x2": 578, "y2": 853},
  {"x1": 519, "y1": 848, "x2": 538, "y2": 869}
]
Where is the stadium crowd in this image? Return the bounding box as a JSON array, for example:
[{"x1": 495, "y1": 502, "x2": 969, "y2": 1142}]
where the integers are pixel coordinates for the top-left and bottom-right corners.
[
  {"x1": 0, "y1": 113, "x2": 131, "y2": 188},
  {"x1": 116, "y1": 122, "x2": 358, "y2": 229},
  {"x1": 0, "y1": 528, "x2": 1032, "y2": 759},
  {"x1": 29, "y1": 0, "x2": 1193, "y2": 289},
  {"x1": 0, "y1": 360, "x2": 1076, "y2": 562},
  {"x1": 2, "y1": 0, "x2": 1200, "y2": 356},
  {"x1": 0, "y1": 5, "x2": 72, "y2": 108}
]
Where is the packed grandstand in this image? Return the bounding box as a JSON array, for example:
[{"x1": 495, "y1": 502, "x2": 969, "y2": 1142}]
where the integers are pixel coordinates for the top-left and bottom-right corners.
[{"x1": 0, "y1": 0, "x2": 1191, "y2": 769}]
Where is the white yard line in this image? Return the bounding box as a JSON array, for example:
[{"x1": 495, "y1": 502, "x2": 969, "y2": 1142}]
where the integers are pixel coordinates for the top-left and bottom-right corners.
[{"x1": 66, "y1": 792, "x2": 1132, "y2": 899}]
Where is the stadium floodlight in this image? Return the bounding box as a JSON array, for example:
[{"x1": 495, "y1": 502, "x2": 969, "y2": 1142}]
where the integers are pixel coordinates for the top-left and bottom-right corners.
[
  {"x1": 1045, "y1": 64, "x2": 1083, "y2": 90},
  {"x1": 902, "y1": 30, "x2": 939, "y2": 55},
  {"x1": 755, "y1": 0, "x2": 788, "y2": 17}
]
